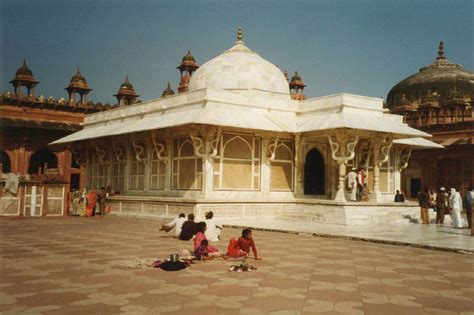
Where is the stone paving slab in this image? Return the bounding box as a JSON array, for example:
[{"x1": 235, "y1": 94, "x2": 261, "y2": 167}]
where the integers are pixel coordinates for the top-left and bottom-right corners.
[
  {"x1": 217, "y1": 217, "x2": 474, "y2": 254},
  {"x1": 1, "y1": 216, "x2": 473, "y2": 314}
]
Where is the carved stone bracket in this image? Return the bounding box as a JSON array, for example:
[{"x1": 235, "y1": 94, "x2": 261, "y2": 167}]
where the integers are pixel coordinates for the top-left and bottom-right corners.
[
  {"x1": 131, "y1": 141, "x2": 146, "y2": 162},
  {"x1": 266, "y1": 136, "x2": 280, "y2": 164},
  {"x1": 71, "y1": 146, "x2": 85, "y2": 166},
  {"x1": 377, "y1": 138, "x2": 393, "y2": 166},
  {"x1": 327, "y1": 132, "x2": 359, "y2": 201},
  {"x1": 327, "y1": 134, "x2": 359, "y2": 165},
  {"x1": 151, "y1": 136, "x2": 169, "y2": 163},
  {"x1": 189, "y1": 126, "x2": 222, "y2": 160},
  {"x1": 398, "y1": 148, "x2": 412, "y2": 171},
  {"x1": 112, "y1": 143, "x2": 126, "y2": 164},
  {"x1": 94, "y1": 145, "x2": 108, "y2": 165},
  {"x1": 357, "y1": 140, "x2": 372, "y2": 169}
]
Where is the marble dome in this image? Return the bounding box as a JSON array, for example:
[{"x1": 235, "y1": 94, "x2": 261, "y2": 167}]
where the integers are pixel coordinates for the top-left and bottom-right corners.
[{"x1": 188, "y1": 40, "x2": 290, "y2": 95}]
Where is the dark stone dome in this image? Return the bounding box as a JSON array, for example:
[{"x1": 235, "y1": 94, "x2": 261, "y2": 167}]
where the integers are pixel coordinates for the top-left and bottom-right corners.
[{"x1": 387, "y1": 42, "x2": 474, "y2": 111}]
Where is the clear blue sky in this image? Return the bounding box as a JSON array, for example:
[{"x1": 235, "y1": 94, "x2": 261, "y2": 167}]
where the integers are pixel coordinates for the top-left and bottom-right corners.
[{"x1": 1, "y1": 0, "x2": 473, "y2": 104}]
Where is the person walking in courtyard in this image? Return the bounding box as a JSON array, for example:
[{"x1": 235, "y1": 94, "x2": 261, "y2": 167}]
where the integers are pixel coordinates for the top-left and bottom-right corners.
[
  {"x1": 160, "y1": 213, "x2": 186, "y2": 238},
  {"x1": 179, "y1": 213, "x2": 196, "y2": 241},
  {"x1": 436, "y1": 187, "x2": 449, "y2": 224},
  {"x1": 227, "y1": 228, "x2": 261, "y2": 260},
  {"x1": 449, "y1": 188, "x2": 463, "y2": 228},
  {"x1": 204, "y1": 211, "x2": 222, "y2": 241},
  {"x1": 346, "y1": 168, "x2": 358, "y2": 201},
  {"x1": 418, "y1": 187, "x2": 430, "y2": 224},
  {"x1": 463, "y1": 186, "x2": 473, "y2": 229}
]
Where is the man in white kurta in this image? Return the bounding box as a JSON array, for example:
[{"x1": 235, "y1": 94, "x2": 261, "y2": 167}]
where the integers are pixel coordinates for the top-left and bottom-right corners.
[
  {"x1": 346, "y1": 168, "x2": 358, "y2": 201},
  {"x1": 449, "y1": 188, "x2": 463, "y2": 228},
  {"x1": 162, "y1": 213, "x2": 187, "y2": 238},
  {"x1": 204, "y1": 211, "x2": 222, "y2": 242}
]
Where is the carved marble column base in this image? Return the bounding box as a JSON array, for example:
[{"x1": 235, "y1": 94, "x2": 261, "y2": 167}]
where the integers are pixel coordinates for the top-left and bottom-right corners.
[
  {"x1": 334, "y1": 188, "x2": 347, "y2": 202},
  {"x1": 370, "y1": 190, "x2": 383, "y2": 203}
]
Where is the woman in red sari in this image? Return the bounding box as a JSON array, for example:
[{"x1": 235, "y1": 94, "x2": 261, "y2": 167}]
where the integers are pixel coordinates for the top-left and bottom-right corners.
[
  {"x1": 85, "y1": 190, "x2": 97, "y2": 217},
  {"x1": 227, "y1": 228, "x2": 261, "y2": 260}
]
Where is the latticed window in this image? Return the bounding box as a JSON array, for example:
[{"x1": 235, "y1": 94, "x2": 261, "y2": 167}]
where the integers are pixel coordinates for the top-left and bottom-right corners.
[
  {"x1": 214, "y1": 133, "x2": 261, "y2": 190},
  {"x1": 270, "y1": 140, "x2": 294, "y2": 191},
  {"x1": 129, "y1": 142, "x2": 146, "y2": 190},
  {"x1": 111, "y1": 144, "x2": 126, "y2": 192},
  {"x1": 172, "y1": 137, "x2": 202, "y2": 190},
  {"x1": 379, "y1": 151, "x2": 395, "y2": 193},
  {"x1": 87, "y1": 148, "x2": 107, "y2": 190},
  {"x1": 150, "y1": 146, "x2": 166, "y2": 190}
]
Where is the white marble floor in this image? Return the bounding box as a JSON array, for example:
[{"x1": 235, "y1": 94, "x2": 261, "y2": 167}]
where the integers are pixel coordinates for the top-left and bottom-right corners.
[{"x1": 218, "y1": 217, "x2": 474, "y2": 254}]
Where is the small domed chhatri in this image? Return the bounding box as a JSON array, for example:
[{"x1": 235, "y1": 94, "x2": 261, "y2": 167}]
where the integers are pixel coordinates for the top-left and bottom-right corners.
[
  {"x1": 177, "y1": 50, "x2": 199, "y2": 93},
  {"x1": 9, "y1": 59, "x2": 39, "y2": 98},
  {"x1": 161, "y1": 82, "x2": 175, "y2": 98},
  {"x1": 65, "y1": 68, "x2": 92, "y2": 104},
  {"x1": 387, "y1": 41, "x2": 473, "y2": 125},
  {"x1": 114, "y1": 75, "x2": 139, "y2": 106},
  {"x1": 289, "y1": 72, "x2": 306, "y2": 100}
]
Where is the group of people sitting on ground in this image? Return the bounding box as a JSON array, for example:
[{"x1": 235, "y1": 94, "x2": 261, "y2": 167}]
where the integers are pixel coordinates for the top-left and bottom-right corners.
[
  {"x1": 160, "y1": 211, "x2": 261, "y2": 260},
  {"x1": 418, "y1": 186, "x2": 473, "y2": 229}
]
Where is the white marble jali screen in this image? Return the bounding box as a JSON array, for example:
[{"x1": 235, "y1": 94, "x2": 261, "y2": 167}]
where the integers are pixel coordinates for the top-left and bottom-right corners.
[
  {"x1": 172, "y1": 137, "x2": 202, "y2": 190},
  {"x1": 87, "y1": 146, "x2": 108, "y2": 190},
  {"x1": 270, "y1": 139, "x2": 294, "y2": 191},
  {"x1": 213, "y1": 132, "x2": 261, "y2": 190}
]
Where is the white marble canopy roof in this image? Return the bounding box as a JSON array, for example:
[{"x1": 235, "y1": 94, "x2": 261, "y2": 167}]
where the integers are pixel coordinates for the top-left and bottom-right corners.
[
  {"x1": 52, "y1": 38, "x2": 435, "y2": 147},
  {"x1": 51, "y1": 88, "x2": 433, "y2": 145}
]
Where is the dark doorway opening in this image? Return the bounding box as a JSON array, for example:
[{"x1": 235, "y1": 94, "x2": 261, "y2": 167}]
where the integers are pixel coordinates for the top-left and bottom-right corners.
[
  {"x1": 70, "y1": 173, "x2": 80, "y2": 191},
  {"x1": 28, "y1": 149, "x2": 58, "y2": 174},
  {"x1": 410, "y1": 178, "x2": 421, "y2": 198},
  {"x1": 304, "y1": 148, "x2": 325, "y2": 195},
  {"x1": 0, "y1": 150, "x2": 11, "y2": 173}
]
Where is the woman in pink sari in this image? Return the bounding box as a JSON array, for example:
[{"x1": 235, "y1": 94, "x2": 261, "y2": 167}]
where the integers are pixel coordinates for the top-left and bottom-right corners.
[{"x1": 194, "y1": 222, "x2": 219, "y2": 256}]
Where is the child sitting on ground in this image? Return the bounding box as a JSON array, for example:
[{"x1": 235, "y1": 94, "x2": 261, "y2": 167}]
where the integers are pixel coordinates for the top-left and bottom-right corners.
[
  {"x1": 226, "y1": 228, "x2": 261, "y2": 260},
  {"x1": 195, "y1": 239, "x2": 211, "y2": 260}
]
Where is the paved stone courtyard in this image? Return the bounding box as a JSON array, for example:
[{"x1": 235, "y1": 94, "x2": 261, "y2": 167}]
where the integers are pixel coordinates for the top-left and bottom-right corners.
[{"x1": 1, "y1": 216, "x2": 473, "y2": 314}]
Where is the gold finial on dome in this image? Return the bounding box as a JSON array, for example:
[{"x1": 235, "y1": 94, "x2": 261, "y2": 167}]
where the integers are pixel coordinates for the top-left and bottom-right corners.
[{"x1": 236, "y1": 26, "x2": 244, "y2": 44}]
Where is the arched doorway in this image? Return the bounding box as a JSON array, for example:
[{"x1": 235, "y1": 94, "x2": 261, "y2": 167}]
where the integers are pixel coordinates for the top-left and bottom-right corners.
[
  {"x1": 0, "y1": 150, "x2": 11, "y2": 173},
  {"x1": 28, "y1": 149, "x2": 58, "y2": 174},
  {"x1": 304, "y1": 148, "x2": 325, "y2": 195}
]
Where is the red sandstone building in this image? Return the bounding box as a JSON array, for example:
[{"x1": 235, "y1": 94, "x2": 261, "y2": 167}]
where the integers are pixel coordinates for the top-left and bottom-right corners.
[
  {"x1": 0, "y1": 61, "x2": 112, "y2": 216},
  {"x1": 387, "y1": 42, "x2": 474, "y2": 198}
]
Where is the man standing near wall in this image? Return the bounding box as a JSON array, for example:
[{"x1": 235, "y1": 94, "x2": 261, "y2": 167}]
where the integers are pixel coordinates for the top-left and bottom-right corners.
[
  {"x1": 346, "y1": 168, "x2": 358, "y2": 201},
  {"x1": 418, "y1": 187, "x2": 430, "y2": 224},
  {"x1": 463, "y1": 186, "x2": 473, "y2": 233}
]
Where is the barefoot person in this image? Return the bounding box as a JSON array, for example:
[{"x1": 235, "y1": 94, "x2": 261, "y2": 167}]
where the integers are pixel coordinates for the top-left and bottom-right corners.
[
  {"x1": 160, "y1": 213, "x2": 186, "y2": 238},
  {"x1": 227, "y1": 228, "x2": 261, "y2": 260},
  {"x1": 193, "y1": 222, "x2": 219, "y2": 257}
]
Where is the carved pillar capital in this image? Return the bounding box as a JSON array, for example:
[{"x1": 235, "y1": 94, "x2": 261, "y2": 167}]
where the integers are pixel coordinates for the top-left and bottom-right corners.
[{"x1": 327, "y1": 132, "x2": 359, "y2": 202}]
